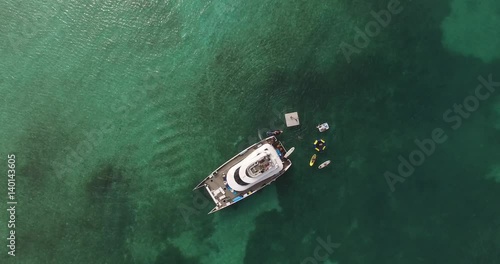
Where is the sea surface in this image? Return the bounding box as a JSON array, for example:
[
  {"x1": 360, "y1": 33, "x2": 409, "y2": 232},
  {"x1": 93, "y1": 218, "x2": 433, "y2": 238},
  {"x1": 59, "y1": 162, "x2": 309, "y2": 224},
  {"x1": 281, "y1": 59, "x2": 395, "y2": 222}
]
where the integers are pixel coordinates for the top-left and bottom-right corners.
[{"x1": 1, "y1": 0, "x2": 499, "y2": 263}]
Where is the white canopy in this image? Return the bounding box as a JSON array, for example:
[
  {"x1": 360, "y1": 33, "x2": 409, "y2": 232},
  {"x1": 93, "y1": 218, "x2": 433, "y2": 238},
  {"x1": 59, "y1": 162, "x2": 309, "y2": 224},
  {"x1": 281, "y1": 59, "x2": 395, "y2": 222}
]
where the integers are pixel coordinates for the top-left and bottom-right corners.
[{"x1": 226, "y1": 144, "x2": 283, "y2": 191}]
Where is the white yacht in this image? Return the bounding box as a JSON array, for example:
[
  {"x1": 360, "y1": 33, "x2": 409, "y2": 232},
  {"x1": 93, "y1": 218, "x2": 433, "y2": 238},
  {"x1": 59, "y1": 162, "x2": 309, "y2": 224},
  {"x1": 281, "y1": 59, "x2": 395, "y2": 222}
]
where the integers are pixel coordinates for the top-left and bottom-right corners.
[{"x1": 193, "y1": 136, "x2": 293, "y2": 214}]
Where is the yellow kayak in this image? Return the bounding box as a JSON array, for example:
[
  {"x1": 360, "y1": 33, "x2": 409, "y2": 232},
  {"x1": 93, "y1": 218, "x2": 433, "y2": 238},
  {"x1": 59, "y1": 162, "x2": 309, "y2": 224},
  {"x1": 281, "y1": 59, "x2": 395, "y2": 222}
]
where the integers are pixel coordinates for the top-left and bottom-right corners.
[{"x1": 309, "y1": 154, "x2": 317, "y2": 166}]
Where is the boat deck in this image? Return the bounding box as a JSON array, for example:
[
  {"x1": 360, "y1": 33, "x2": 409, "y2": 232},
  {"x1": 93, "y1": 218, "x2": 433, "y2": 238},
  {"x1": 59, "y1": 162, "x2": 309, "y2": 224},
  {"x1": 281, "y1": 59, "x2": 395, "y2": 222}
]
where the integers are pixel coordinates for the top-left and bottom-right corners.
[{"x1": 194, "y1": 136, "x2": 292, "y2": 213}]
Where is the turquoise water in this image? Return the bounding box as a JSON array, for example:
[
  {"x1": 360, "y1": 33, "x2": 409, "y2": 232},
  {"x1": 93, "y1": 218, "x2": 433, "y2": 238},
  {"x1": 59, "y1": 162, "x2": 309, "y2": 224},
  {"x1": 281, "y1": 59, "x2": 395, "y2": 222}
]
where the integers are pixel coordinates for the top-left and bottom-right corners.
[{"x1": 1, "y1": 0, "x2": 500, "y2": 263}]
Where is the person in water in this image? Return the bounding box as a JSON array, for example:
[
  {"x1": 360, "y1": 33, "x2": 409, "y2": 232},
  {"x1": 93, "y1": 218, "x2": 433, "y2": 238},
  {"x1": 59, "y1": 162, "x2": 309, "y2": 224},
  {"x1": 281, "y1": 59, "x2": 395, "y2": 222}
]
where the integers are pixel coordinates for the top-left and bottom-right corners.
[{"x1": 266, "y1": 130, "x2": 283, "y2": 136}]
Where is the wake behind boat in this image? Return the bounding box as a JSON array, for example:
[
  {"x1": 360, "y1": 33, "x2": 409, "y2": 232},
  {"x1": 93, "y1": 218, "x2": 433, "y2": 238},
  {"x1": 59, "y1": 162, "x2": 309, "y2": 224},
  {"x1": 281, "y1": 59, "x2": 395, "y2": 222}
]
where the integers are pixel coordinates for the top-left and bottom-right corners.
[{"x1": 193, "y1": 136, "x2": 293, "y2": 214}]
